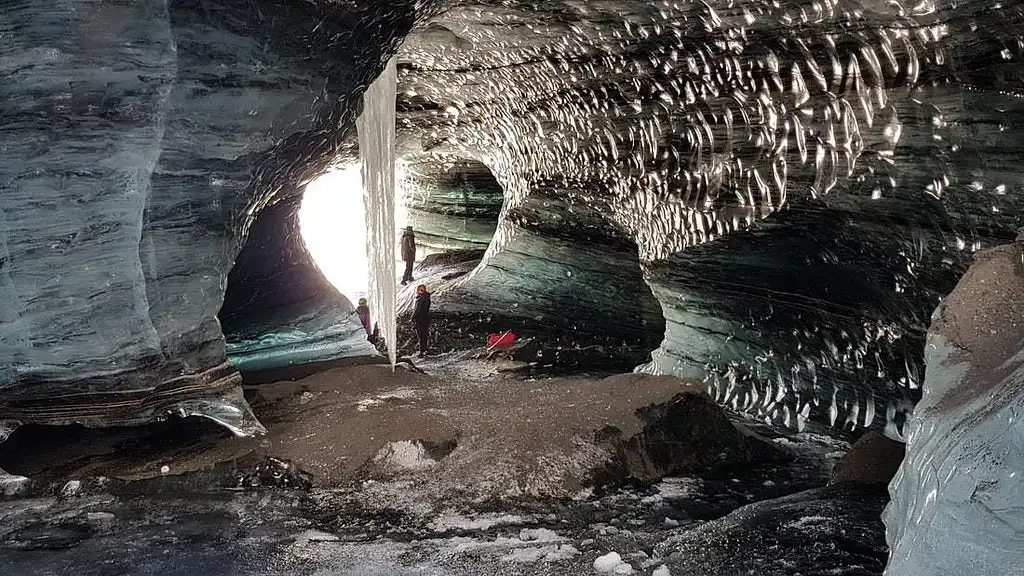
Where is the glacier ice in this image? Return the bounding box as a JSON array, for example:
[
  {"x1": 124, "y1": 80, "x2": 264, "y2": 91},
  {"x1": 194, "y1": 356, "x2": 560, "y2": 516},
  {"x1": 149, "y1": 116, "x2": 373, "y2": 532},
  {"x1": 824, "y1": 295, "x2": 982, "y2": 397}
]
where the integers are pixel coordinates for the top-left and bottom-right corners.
[
  {"x1": 359, "y1": 56, "x2": 400, "y2": 369},
  {"x1": 883, "y1": 244, "x2": 1024, "y2": 575}
]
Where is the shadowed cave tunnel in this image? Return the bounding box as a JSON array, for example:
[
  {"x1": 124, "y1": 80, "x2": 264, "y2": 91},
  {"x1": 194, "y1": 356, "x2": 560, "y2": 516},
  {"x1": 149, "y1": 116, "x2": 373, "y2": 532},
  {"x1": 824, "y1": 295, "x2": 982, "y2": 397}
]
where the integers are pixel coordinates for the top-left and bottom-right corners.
[{"x1": 217, "y1": 153, "x2": 669, "y2": 377}]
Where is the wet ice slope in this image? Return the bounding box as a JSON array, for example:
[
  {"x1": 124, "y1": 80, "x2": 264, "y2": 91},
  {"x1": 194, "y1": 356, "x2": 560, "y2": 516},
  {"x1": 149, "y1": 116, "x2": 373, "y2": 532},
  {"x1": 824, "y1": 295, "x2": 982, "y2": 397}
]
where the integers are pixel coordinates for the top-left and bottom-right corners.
[{"x1": 883, "y1": 244, "x2": 1024, "y2": 576}]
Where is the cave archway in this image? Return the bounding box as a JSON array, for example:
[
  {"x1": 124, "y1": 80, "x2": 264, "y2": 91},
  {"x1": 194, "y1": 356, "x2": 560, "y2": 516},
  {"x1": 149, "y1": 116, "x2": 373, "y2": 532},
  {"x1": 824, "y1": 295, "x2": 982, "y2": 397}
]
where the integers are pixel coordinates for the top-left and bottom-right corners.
[
  {"x1": 217, "y1": 156, "x2": 508, "y2": 374},
  {"x1": 396, "y1": 156, "x2": 506, "y2": 292}
]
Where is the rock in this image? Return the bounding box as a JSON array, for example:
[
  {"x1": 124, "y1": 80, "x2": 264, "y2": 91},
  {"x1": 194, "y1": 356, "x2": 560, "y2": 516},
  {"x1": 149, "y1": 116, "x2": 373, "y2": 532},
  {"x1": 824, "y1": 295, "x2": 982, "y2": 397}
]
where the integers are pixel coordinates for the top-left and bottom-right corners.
[
  {"x1": 237, "y1": 456, "x2": 313, "y2": 490},
  {"x1": 656, "y1": 485, "x2": 888, "y2": 575},
  {"x1": 0, "y1": 468, "x2": 30, "y2": 497},
  {"x1": 653, "y1": 566, "x2": 671, "y2": 576},
  {"x1": 594, "y1": 551, "x2": 624, "y2": 574},
  {"x1": 829, "y1": 431, "x2": 905, "y2": 486},
  {"x1": 595, "y1": 390, "x2": 793, "y2": 483},
  {"x1": 60, "y1": 480, "x2": 82, "y2": 498},
  {"x1": 884, "y1": 244, "x2": 1024, "y2": 576}
]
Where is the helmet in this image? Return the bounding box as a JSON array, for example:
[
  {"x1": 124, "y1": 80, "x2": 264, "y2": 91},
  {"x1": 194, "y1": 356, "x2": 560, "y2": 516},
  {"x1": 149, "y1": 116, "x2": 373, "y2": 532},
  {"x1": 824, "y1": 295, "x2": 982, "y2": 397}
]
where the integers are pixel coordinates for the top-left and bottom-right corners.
[
  {"x1": 358, "y1": 297, "x2": 367, "y2": 306},
  {"x1": 416, "y1": 284, "x2": 427, "y2": 294}
]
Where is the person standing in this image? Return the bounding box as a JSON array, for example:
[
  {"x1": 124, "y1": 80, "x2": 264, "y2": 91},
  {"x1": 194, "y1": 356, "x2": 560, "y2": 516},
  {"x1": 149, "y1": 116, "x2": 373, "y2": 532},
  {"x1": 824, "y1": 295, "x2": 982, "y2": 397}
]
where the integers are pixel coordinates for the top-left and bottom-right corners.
[
  {"x1": 400, "y1": 226, "x2": 416, "y2": 285},
  {"x1": 412, "y1": 284, "x2": 431, "y2": 356}
]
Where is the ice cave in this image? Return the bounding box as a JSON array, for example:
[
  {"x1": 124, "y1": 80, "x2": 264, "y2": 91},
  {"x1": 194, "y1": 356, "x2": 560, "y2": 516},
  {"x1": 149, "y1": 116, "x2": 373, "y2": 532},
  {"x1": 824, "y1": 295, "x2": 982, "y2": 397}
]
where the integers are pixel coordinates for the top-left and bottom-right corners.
[{"x1": 0, "y1": 0, "x2": 1022, "y2": 574}]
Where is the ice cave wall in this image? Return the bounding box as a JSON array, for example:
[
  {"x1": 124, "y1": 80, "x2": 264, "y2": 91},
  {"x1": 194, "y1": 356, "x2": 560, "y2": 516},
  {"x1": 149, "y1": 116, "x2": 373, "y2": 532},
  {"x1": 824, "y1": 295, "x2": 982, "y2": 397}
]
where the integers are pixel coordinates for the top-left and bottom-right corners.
[
  {"x1": 883, "y1": 242, "x2": 1024, "y2": 575},
  {"x1": 388, "y1": 0, "x2": 1024, "y2": 434},
  {"x1": 0, "y1": 0, "x2": 421, "y2": 425},
  {"x1": 4, "y1": 0, "x2": 1024, "y2": 441}
]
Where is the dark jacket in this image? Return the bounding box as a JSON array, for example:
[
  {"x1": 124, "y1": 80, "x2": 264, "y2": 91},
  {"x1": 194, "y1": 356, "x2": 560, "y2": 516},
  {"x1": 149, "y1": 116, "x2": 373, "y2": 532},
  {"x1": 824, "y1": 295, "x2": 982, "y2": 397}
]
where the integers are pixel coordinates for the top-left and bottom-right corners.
[
  {"x1": 400, "y1": 230, "x2": 416, "y2": 262},
  {"x1": 413, "y1": 292, "x2": 431, "y2": 326},
  {"x1": 356, "y1": 304, "x2": 371, "y2": 333}
]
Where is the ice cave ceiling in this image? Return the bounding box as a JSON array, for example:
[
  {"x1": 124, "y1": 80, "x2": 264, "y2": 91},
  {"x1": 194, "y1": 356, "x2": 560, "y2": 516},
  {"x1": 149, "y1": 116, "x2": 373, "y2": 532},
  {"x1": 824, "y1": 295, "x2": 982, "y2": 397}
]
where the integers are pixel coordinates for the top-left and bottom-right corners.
[{"x1": 1, "y1": 0, "x2": 1023, "y2": 438}]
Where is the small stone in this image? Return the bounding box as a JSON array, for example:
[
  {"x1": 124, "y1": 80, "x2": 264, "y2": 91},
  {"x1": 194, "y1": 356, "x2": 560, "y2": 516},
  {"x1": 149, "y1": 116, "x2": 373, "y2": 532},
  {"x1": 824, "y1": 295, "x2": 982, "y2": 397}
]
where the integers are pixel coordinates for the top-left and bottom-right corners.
[
  {"x1": 0, "y1": 470, "x2": 29, "y2": 497},
  {"x1": 830, "y1": 431, "x2": 906, "y2": 486},
  {"x1": 60, "y1": 480, "x2": 82, "y2": 497},
  {"x1": 160, "y1": 465, "x2": 170, "y2": 475},
  {"x1": 664, "y1": 517, "x2": 680, "y2": 527},
  {"x1": 594, "y1": 552, "x2": 623, "y2": 574}
]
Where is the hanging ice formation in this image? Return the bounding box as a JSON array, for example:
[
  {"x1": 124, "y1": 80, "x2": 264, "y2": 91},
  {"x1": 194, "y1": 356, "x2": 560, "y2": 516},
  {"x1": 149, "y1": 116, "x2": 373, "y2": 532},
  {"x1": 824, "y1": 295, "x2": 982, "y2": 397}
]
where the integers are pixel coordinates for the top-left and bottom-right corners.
[{"x1": 358, "y1": 57, "x2": 399, "y2": 369}]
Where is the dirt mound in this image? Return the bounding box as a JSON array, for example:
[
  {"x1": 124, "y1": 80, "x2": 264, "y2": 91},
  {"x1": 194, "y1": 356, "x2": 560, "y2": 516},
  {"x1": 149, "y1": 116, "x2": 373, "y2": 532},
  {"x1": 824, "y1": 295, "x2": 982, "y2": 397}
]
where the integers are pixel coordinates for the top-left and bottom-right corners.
[{"x1": 829, "y1": 431, "x2": 904, "y2": 486}]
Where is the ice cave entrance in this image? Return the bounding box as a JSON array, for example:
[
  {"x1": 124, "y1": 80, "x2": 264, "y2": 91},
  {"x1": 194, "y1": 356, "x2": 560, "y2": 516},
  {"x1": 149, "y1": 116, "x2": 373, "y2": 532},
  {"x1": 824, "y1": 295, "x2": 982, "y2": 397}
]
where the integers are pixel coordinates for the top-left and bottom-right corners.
[{"x1": 298, "y1": 162, "x2": 410, "y2": 302}]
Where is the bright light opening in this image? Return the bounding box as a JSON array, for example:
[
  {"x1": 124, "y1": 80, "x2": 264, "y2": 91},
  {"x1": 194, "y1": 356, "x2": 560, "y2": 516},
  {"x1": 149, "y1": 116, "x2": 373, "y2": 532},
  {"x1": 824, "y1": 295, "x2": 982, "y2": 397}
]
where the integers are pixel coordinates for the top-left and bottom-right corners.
[{"x1": 298, "y1": 163, "x2": 410, "y2": 302}]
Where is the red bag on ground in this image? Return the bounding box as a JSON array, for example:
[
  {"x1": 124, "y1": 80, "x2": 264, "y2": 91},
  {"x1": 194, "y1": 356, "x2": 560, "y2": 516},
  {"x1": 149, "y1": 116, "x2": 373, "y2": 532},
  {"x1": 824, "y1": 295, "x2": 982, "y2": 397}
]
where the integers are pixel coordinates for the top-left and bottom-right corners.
[{"x1": 486, "y1": 331, "x2": 517, "y2": 348}]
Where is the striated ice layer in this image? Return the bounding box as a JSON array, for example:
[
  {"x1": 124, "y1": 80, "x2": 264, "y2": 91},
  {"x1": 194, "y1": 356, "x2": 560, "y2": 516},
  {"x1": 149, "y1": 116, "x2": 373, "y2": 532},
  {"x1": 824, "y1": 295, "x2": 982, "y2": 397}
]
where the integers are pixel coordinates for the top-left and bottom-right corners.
[
  {"x1": 883, "y1": 244, "x2": 1024, "y2": 574},
  {"x1": 359, "y1": 56, "x2": 400, "y2": 368},
  {"x1": 397, "y1": 0, "x2": 1024, "y2": 433},
  {"x1": 224, "y1": 313, "x2": 378, "y2": 374}
]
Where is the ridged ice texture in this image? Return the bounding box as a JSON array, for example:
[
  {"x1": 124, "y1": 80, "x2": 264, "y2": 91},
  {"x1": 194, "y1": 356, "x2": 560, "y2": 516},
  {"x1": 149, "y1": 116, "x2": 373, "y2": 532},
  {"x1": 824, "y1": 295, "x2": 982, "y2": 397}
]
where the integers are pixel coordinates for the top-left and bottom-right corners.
[
  {"x1": 0, "y1": 0, "x2": 174, "y2": 380},
  {"x1": 884, "y1": 334, "x2": 1024, "y2": 574},
  {"x1": 883, "y1": 245, "x2": 1024, "y2": 574},
  {"x1": 360, "y1": 57, "x2": 400, "y2": 368},
  {"x1": 0, "y1": 0, "x2": 420, "y2": 425},
  {"x1": 398, "y1": 0, "x2": 1024, "y2": 433}
]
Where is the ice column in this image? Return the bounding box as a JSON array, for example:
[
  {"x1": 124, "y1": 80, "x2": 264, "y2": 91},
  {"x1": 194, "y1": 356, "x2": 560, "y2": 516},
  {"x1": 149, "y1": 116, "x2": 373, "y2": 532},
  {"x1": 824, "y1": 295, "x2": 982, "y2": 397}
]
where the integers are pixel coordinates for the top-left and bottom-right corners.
[{"x1": 358, "y1": 57, "x2": 399, "y2": 369}]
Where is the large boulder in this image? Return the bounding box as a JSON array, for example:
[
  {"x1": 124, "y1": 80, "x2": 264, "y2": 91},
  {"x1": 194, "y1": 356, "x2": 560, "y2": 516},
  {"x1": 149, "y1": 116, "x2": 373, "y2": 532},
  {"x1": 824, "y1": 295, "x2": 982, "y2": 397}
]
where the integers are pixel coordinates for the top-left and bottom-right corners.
[
  {"x1": 595, "y1": 386, "x2": 793, "y2": 484},
  {"x1": 883, "y1": 243, "x2": 1024, "y2": 575},
  {"x1": 655, "y1": 485, "x2": 889, "y2": 575},
  {"x1": 830, "y1": 431, "x2": 905, "y2": 487}
]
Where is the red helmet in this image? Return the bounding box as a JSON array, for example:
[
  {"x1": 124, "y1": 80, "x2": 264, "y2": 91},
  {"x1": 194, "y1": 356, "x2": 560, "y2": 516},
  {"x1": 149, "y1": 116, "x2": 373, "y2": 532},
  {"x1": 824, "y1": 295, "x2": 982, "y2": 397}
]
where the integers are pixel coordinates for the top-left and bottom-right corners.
[{"x1": 416, "y1": 284, "x2": 427, "y2": 293}]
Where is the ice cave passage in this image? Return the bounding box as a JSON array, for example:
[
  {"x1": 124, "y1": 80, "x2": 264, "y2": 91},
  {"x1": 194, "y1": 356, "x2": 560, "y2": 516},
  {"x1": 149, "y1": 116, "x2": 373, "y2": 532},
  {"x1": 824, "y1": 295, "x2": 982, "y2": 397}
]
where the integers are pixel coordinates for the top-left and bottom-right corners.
[{"x1": 0, "y1": 0, "x2": 1023, "y2": 575}]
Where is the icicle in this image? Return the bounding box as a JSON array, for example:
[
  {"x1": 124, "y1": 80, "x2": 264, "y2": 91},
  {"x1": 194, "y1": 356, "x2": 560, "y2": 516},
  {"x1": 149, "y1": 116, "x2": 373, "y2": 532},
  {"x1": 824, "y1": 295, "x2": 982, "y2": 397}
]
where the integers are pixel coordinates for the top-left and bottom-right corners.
[{"x1": 358, "y1": 57, "x2": 399, "y2": 370}]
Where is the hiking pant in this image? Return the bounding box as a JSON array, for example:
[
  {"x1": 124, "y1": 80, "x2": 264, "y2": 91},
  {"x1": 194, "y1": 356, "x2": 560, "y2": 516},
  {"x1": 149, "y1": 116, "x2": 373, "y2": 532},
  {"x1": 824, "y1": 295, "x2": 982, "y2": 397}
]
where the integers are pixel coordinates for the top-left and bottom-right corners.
[
  {"x1": 402, "y1": 258, "x2": 414, "y2": 282},
  {"x1": 414, "y1": 322, "x2": 429, "y2": 354}
]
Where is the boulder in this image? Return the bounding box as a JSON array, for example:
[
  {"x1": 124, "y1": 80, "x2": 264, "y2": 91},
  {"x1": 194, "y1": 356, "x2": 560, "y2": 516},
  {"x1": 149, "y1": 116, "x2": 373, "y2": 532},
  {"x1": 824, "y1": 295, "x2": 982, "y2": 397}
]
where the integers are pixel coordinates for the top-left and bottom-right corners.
[
  {"x1": 595, "y1": 389, "x2": 793, "y2": 484},
  {"x1": 829, "y1": 431, "x2": 905, "y2": 486},
  {"x1": 655, "y1": 485, "x2": 889, "y2": 575}
]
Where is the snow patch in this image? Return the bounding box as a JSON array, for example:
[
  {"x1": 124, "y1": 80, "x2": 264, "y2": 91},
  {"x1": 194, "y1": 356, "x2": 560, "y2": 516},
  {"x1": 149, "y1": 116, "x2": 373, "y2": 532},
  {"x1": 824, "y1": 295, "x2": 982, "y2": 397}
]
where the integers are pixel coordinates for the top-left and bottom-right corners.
[
  {"x1": 519, "y1": 527, "x2": 560, "y2": 542},
  {"x1": 356, "y1": 388, "x2": 418, "y2": 411},
  {"x1": 500, "y1": 543, "x2": 579, "y2": 563},
  {"x1": 641, "y1": 477, "x2": 702, "y2": 504},
  {"x1": 293, "y1": 529, "x2": 341, "y2": 547},
  {"x1": 503, "y1": 545, "x2": 557, "y2": 563},
  {"x1": 595, "y1": 551, "x2": 633, "y2": 574},
  {"x1": 373, "y1": 441, "x2": 437, "y2": 471},
  {"x1": 428, "y1": 512, "x2": 531, "y2": 533},
  {"x1": 785, "y1": 515, "x2": 831, "y2": 530}
]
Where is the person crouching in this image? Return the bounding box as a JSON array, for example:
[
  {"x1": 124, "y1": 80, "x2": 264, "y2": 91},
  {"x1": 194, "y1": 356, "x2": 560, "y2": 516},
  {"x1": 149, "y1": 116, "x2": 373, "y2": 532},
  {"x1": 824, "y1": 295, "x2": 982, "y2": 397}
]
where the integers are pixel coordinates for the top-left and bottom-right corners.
[{"x1": 355, "y1": 297, "x2": 378, "y2": 343}]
